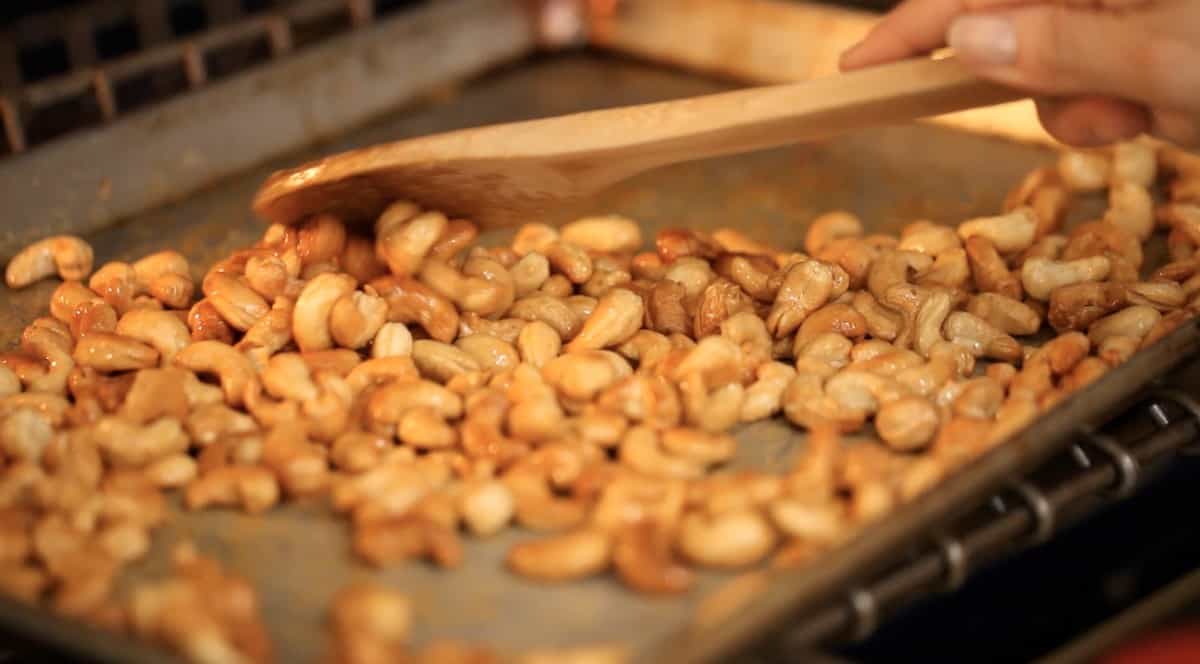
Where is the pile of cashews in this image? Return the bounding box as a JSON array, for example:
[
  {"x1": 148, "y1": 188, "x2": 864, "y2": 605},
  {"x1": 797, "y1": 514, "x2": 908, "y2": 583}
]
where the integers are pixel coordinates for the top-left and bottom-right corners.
[{"x1": 2, "y1": 135, "x2": 1200, "y2": 664}]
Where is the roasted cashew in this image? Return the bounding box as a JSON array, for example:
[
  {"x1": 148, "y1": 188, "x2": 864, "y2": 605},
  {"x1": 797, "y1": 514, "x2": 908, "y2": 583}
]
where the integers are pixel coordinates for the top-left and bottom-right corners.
[
  {"x1": 804, "y1": 211, "x2": 863, "y2": 255},
  {"x1": 369, "y1": 275, "x2": 459, "y2": 344},
  {"x1": 115, "y1": 310, "x2": 190, "y2": 366},
  {"x1": 767, "y1": 260, "x2": 847, "y2": 338},
  {"x1": 561, "y1": 215, "x2": 642, "y2": 253},
  {"x1": 517, "y1": 320, "x2": 563, "y2": 369},
  {"x1": 958, "y1": 207, "x2": 1037, "y2": 253},
  {"x1": 1088, "y1": 305, "x2": 1162, "y2": 346},
  {"x1": 175, "y1": 341, "x2": 255, "y2": 407},
  {"x1": 965, "y1": 293, "x2": 1041, "y2": 336},
  {"x1": 676, "y1": 510, "x2": 777, "y2": 569},
  {"x1": 1021, "y1": 256, "x2": 1112, "y2": 301},
  {"x1": 566, "y1": 288, "x2": 645, "y2": 353},
  {"x1": 506, "y1": 529, "x2": 612, "y2": 582},
  {"x1": 374, "y1": 203, "x2": 445, "y2": 277},
  {"x1": 5, "y1": 236, "x2": 94, "y2": 289},
  {"x1": 329, "y1": 290, "x2": 388, "y2": 350},
  {"x1": 293, "y1": 272, "x2": 357, "y2": 352},
  {"x1": 964, "y1": 236, "x2": 1022, "y2": 299},
  {"x1": 944, "y1": 311, "x2": 1022, "y2": 362},
  {"x1": 866, "y1": 249, "x2": 931, "y2": 302},
  {"x1": 1058, "y1": 149, "x2": 1110, "y2": 191}
]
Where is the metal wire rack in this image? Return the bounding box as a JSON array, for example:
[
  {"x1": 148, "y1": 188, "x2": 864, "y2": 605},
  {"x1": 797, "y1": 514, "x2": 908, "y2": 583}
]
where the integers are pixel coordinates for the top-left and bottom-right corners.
[{"x1": 746, "y1": 387, "x2": 1200, "y2": 659}]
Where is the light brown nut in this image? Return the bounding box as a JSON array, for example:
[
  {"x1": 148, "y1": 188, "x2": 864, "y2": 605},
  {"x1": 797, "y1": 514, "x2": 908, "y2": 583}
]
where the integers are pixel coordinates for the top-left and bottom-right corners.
[
  {"x1": 546, "y1": 242, "x2": 594, "y2": 284},
  {"x1": 517, "y1": 320, "x2": 562, "y2": 369},
  {"x1": 1105, "y1": 181, "x2": 1155, "y2": 241},
  {"x1": 1124, "y1": 281, "x2": 1186, "y2": 311},
  {"x1": 561, "y1": 215, "x2": 643, "y2": 253},
  {"x1": 713, "y1": 253, "x2": 779, "y2": 301},
  {"x1": 767, "y1": 260, "x2": 846, "y2": 338},
  {"x1": 793, "y1": 303, "x2": 867, "y2": 353},
  {"x1": 1063, "y1": 221, "x2": 1143, "y2": 272},
  {"x1": 952, "y1": 377, "x2": 1005, "y2": 420},
  {"x1": 72, "y1": 333, "x2": 159, "y2": 372},
  {"x1": 510, "y1": 295, "x2": 582, "y2": 341},
  {"x1": 202, "y1": 273, "x2": 270, "y2": 332},
  {"x1": 427, "y1": 219, "x2": 479, "y2": 263},
  {"x1": 655, "y1": 228, "x2": 721, "y2": 263},
  {"x1": 544, "y1": 351, "x2": 631, "y2": 406},
  {"x1": 187, "y1": 299, "x2": 234, "y2": 344},
  {"x1": 512, "y1": 223, "x2": 560, "y2": 256},
  {"x1": 662, "y1": 256, "x2": 716, "y2": 301},
  {"x1": 565, "y1": 288, "x2": 645, "y2": 353},
  {"x1": 115, "y1": 310, "x2": 190, "y2": 366},
  {"x1": 330, "y1": 290, "x2": 388, "y2": 350},
  {"x1": 0, "y1": 366, "x2": 18, "y2": 398},
  {"x1": 1141, "y1": 309, "x2": 1193, "y2": 350},
  {"x1": 1098, "y1": 335, "x2": 1140, "y2": 367},
  {"x1": 185, "y1": 465, "x2": 280, "y2": 514},
  {"x1": 369, "y1": 275, "x2": 460, "y2": 343},
  {"x1": 506, "y1": 529, "x2": 613, "y2": 584},
  {"x1": 89, "y1": 262, "x2": 139, "y2": 313},
  {"x1": 458, "y1": 480, "x2": 516, "y2": 537},
  {"x1": 329, "y1": 582, "x2": 413, "y2": 661},
  {"x1": 398, "y1": 407, "x2": 457, "y2": 449},
  {"x1": 965, "y1": 293, "x2": 1041, "y2": 336},
  {"x1": 511, "y1": 252, "x2": 551, "y2": 297},
  {"x1": 19, "y1": 322, "x2": 74, "y2": 395},
  {"x1": 804, "y1": 211, "x2": 863, "y2": 255},
  {"x1": 143, "y1": 453, "x2": 198, "y2": 489},
  {"x1": 898, "y1": 221, "x2": 961, "y2": 256},
  {"x1": 92, "y1": 416, "x2": 189, "y2": 468},
  {"x1": 768, "y1": 499, "x2": 843, "y2": 544},
  {"x1": 369, "y1": 379, "x2": 463, "y2": 426},
  {"x1": 1047, "y1": 282, "x2": 1127, "y2": 332},
  {"x1": 677, "y1": 510, "x2": 776, "y2": 569},
  {"x1": 612, "y1": 522, "x2": 693, "y2": 595},
  {"x1": 692, "y1": 279, "x2": 755, "y2": 339},
  {"x1": 372, "y1": 322, "x2": 413, "y2": 359},
  {"x1": 375, "y1": 204, "x2": 446, "y2": 277},
  {"x1": 293, "y1": 272, "x2": 357, "y2": 352},
  {"x1": 1021, "y1": 256, "x2": 1111, "y2": 301},
  {"x1": 421, "y1": 256, "x2": 515, "y2": 318},
  {"x1": 133, "y1": 250, "x2": 194, "y2": 308},
  {"x1": 965, "y1": 236, "x2": 1022, "y2": 299},
  {"x1": 944, "y1": 311, "x2": 1022, "y2": 362},
  {"x1": 118, "y1": 368, "x2": 190, "y2": 424},
  {"x1": 1112, "y1": 139, "x2": 1157, "y2": 186},
  {"x1": 296, "y1": 214, "x2": 347, "y2": 266},
  {"x1": 5, "y1": 236, "x2": 94, "y2": 289},
  {"x1": 0, "y1": 410, "x2": 53, "y2": 463},
  {"x1": 413, "y1": 340, "x2": 481, "y2": 384},
  {"x1": 957, "y1": 207, "x2": 1037, "y2": 253},
  {"x1": 848, "y1": 291, "x2": 899, "y2": 341},
  {"x1": 454, "y1": 334, "x2": 519, "y2": 373},
  {"x1": 619, "y1": 426, "x2": 706, "y2": 479},
  {"x1": 645, "y1": 280, "x2": 690, "y2": 335},
  {"x1": 175, "y1": 341, "x2": 255, "y2": 407},
  {"x1": 1088, "y1": 305, "x2": 1162, "y2": 346},
  {"x1": 916, "y1": 248, "x2": 970, "y2": 290},
  {"x1": 1015, "y1": 234, "x2": 1069, "y2": 268},
  {"x1": 1058, "y1": 149, "x2": 1110, "y2": 190},
  {"x1": 341, "y1": 234, "x2": 388, "y2": 283},
  {"x1": 866, "y1": 249, "x2": 932, "y2": 302}
]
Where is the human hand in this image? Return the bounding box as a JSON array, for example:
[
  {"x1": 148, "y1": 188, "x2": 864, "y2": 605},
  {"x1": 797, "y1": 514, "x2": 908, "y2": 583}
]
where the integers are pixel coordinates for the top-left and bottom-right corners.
[{"x1": 839, "y1": 0, "x2": 1200, "y2": 147}]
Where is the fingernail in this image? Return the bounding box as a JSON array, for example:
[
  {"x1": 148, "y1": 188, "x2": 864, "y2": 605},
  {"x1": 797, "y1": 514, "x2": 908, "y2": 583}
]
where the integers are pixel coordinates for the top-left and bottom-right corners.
[
  {"x1": 947, "y1": 15, "x2": 1017, "y2": 66},
  {"x1": 839, "y1": 41, "x2": 865, "y2": 70}
]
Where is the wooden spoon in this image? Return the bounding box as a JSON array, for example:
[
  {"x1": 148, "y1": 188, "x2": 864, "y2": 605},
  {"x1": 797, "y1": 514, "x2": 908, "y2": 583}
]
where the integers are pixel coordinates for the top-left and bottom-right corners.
[{"x1": 252, "y1": 56, "x2": 1022, "y2": 229}]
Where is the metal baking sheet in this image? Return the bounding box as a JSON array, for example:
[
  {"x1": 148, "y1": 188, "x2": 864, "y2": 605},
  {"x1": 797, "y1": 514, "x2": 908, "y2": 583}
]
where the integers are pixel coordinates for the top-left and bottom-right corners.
[{"x1": 1, "y1": 53, "x2": 1197, "y2": 664}]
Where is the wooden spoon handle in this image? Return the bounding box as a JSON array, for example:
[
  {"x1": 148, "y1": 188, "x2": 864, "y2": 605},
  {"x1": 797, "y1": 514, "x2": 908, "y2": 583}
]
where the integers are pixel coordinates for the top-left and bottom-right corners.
[{"x1": 564, "y1": 55, "x2": 1025, "y2": 180}]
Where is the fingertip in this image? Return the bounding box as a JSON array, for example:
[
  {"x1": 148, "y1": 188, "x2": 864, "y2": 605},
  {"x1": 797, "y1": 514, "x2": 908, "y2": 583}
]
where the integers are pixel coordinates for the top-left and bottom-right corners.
[
  {"x1": 838, "y1": 42, "x2": 867, "y2": 72},
  {"x1": 1035, "y1": 96, "x2": 1149, "y2": 147}
]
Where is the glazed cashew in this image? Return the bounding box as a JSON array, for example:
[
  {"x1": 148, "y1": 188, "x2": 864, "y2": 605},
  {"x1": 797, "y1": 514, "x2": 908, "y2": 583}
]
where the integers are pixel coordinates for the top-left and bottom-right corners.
[
  {"x1": 804, "y1": 211, "x2": 863, "y2": 255},
  {"x1": 1004, "y1": 166, "x2": 1071, "y2": 237},
  {"x1": 898, "y1": 221, "x2": 961, "y2": 256},
  {"x1": 965, "y1": 293, "x2": 1041, "y2": 336},
  {"x1": 329, "y1": 290, "x2": 388, "y2": 350},
  {"x1": 1021, "y1": 256, "x2": 1112, "y2": 301},
  {"x1": 293, "y1": 272, "x2": 357, "y2": 352},
  {"x1": 1088, "y1": 305, "x2": 1162, "y2": 346},
  {"x1": 517, "y1": 320, "x2": 563, "y2": 369},
  {"x1": 662, "y1": 257, "x2": 716, "y2": 301},
  {"x1": 916, "y1": 248, "x2": 970, "y2": 290},
  {"x1": 619, "y1": 426, "x2": 706, "y2": 479},
  {"x1": 676, "y1": 510, "x2": 776, "y2": 569},
  {"x1": 767, "y1": 260, "x2": 847, "y2": 338},
  {"x1": 1105, "y1": 181, "x2": 1155, "y2": 241},
  {"x1": 815, "y1": 238, "x2": 877, "y2": 290},
  {"x1": 369, "y1": 276, "x2": 459, "y2": 344},
  {"x1": 1112, "y1": 139, "x2": 1157, "y2": 187},
  {"x1": 506, "y1": 529, "x2": 612, "y2": 582},
  {"x1": 420, "y1": 255, "x2": 514, "y2": 317},
  {"x1": 958, "y1": 207, "x2": 1038, "y2": 254},
  {"x1": 73, "y1": 333, "x2": 159, "y2": 372},
  {"x1": 511, "y1": 252, "x2": 551, "y2": 297},
  {"x1": 5, "y1": 236, "x2": 94, "y2": 289},
  {"x1": 943, "y1": 311, "x2": 1022, "y2": 362},
  {"x1": 175, "y1": 341, "x2": 255, "y2": 407},
  {"x1": 561, "y1": 215, "x2": 642, "y2": 253},
  {"x1": 203, "y1": 273, "x2": 270, "y2": 332},
  {"x1": 374, "y1": 203, "x2": 446, "y2": 277},
  {"x1": 866, "y1": 249, "x2": 932, "y2": 302},
  {"x1": 412, "y1": 340, "x2": 481, "y2": 384},
  {"x1": 546, "y1": 242, "x2": 594, "y2": 284},
  {"x1": 20, "y1": 322, "x2": 74, "y2": 395},
  {"x1": 115, "y1": 310, "x2": 190, "y2": 366},
  {"x1": 965, "y1": 236, "x2": 1022, "y2": 299},
  {"x1": 1047, "y1": 281, "x2": 1127, "y2": 332},
  {"x1": 1057, "y1": 149, "x2": 1110, "y2": 191},
  {"x1": 564, "y1": 288, "x2": 645, "y2": 353}
]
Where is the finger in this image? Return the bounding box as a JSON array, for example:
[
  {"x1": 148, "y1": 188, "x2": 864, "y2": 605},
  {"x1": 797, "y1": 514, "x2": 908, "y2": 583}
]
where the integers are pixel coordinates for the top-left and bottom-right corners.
[
  {"x1": 1150, "y1": 109, "x2": 1200, "y2": 148},
  {"x1": 839, "y1": 0, "x2": 1033, "y2": 71},
  {"x1": 1035, "y1": 96, "x2": 1150, "y2": 147},
  {"x1": 946, "y1": 5, "x2": 1200, "y2": 113}
]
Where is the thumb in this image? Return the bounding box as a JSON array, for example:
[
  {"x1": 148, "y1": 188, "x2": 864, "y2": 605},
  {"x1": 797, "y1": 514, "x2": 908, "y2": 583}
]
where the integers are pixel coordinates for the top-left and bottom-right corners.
[{"x1": 947, "y1": 5, "x2": 1196, "y2": 113}]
